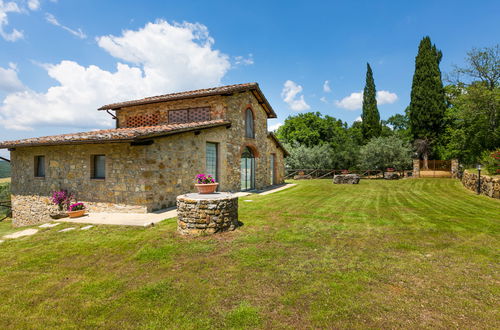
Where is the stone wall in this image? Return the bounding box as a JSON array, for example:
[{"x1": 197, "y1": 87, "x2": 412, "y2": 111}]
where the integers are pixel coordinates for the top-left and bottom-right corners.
[
  {"x1": 10, "y1": 143, "x2": 150, "y2": 226},
  {"x1": 461, "y1": 170, "x2": 500, "y2": 199}
]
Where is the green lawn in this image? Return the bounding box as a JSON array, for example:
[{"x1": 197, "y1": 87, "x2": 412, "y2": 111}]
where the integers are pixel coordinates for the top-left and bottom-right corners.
[{"x1": 0, "y1": 179, "x2": 498, "y2": 328}]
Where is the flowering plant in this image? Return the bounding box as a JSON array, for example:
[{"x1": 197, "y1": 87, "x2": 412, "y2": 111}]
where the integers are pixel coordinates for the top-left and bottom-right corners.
[
  {"x1": 341, "y1": 169, "x2": 349, "y2": 174},
  {"x1": 51, "y1": 190, "x2": 73, "y2": 211},
  {"x1": 69, "y1": 202, "x2": 85, "y2": 211},
  {"x1": 482, "y1": 149, "x2": 500, "y2": 175},
  {"x1": 195, "y1": 173, "x2": 215, "y2": 184}
]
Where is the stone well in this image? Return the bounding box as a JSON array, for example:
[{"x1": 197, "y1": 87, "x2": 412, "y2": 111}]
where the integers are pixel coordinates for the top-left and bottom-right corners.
[{"x1": 176, "y1": 192, "x2": 239, "y2": 235}]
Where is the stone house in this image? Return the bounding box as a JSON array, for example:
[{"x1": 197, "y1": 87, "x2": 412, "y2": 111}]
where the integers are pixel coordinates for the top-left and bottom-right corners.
[{"x1": 0, "y1": 83, "x2": 288, "y2": 227}]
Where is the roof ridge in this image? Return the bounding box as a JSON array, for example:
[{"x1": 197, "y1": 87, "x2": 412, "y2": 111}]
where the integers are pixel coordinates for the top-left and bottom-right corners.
[{"x1": 98, "y1": 82, "x2": 259, "y2": 110}]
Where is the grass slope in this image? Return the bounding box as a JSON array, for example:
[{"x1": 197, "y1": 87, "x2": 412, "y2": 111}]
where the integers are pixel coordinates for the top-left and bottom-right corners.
[
  {"x1": 0, "y1": 161, "x2": 11, "y2": 178},
  {"x1": 0, "y1": 179, "x2": 498, "y2": 328}
]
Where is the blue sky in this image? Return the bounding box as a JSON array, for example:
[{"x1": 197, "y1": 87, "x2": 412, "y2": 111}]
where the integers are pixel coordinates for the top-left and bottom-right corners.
[{"x1": 0, "y1": 0, "x2": 499, "y2": 158}]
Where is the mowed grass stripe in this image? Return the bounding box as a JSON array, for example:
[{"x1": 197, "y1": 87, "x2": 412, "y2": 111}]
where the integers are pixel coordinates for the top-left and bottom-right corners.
[{"x1": 0, "y1": 178, "x2": 498, "y2": 328}]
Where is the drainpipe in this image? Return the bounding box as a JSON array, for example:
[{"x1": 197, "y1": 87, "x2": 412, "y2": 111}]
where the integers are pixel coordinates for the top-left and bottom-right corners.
[{"x1": 106, "y1": 110, "x2": 118, "y2": 128}]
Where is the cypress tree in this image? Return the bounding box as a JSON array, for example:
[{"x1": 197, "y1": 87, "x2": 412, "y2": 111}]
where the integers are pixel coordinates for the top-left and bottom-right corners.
[
  {"x1": 408, "y1": 36, "x2": 446, "y2": 156},
  {"x1": 361, "y1": 63, "x2": 381, "y2": 141}
]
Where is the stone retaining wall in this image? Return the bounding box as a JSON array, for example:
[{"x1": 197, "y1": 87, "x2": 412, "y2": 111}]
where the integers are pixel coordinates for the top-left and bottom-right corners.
[
  {"x1": 176, "y1": 193, "x2": 238, "y2": 235},
  {"x1": 461, "y1": 170, "x2": 500, "y2": 199}
]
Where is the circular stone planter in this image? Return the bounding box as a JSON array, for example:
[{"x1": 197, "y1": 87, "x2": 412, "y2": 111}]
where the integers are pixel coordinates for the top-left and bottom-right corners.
[{"x1": 176, "y1": 192, "x2": 238, "y2": 235}]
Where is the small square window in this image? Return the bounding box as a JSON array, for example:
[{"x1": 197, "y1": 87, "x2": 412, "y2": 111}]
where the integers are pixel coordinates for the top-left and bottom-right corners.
[
  {"x1": 34, "y1": 156, "x2": 45, "y2": 178},
  {"x1": 92, "y1": 155, "x2": 106, "y2": 179}
]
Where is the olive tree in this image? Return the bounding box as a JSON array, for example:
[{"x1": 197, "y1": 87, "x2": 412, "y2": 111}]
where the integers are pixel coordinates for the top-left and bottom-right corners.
[{"x1": 358, "y1": 136, "x2": 412, "y2": 170}]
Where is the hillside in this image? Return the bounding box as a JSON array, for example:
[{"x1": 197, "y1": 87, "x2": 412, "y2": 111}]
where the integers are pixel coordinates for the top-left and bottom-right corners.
[{"x1": 0, "y1": 161, "x2": 11, "y2": 178}]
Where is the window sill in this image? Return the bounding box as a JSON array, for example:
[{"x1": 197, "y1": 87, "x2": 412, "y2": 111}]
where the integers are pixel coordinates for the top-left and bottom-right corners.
[
  {"x1": 91, "y1": 178, "x2": 106, "y2": 181},
  {"x1": 34, "y1": 176, "x2": 45, "y2": 180}
]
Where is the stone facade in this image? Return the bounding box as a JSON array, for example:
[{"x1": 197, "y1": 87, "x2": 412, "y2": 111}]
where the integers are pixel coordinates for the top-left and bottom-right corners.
[
  {"x1": 176, "y1": 193, "x2": 238, "y2": 235},
  {"x1": 461, "y1": 170, "x2": 500, "y2": 199},
  {"x1": 7, "y1": 89, "x2": 286, "y2": 227}
]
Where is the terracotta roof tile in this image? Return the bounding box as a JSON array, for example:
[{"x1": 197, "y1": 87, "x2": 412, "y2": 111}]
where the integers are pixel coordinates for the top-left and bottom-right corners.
[
  {"x1": 98, "y1": 82, "x2": 277, "y2": 118},
  {"x1": 0, "y1": 120, "x2": 231, "y2": 148}
]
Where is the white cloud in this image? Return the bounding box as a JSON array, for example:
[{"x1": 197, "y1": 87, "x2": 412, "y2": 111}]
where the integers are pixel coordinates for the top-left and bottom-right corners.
[
  {"x1": 268, "y1": 122, "x2": 282, "y2": 132},
  {"x1": 335, "y1": 91, "x2": 363, "y2": 110},
  {"x1": 0, "y1": 20, "x2": 232, "y2": 130},
  {"x1": 0, "y1": 0, "x2": 23, "y2": 41},
  {"x1": 234, "y1": 54, "x2": 253, "y2": 66},
  {"x1": 0, "y1": 62, "x2": 25, "y2": 92},
  {"x1": 27, "y1": 0, "x2": 40, "y2": 10},
  {"x1": 376, "y1": 90, "x2": 398, "y2": 105},
  {"x1": 320, "y1": 96, "x2": 328, "y2": 104},
  {"x1": 45, "y1": 13, "x2": 87, "y2": 39},
  {"x1": 335, "y1": 90, "x2": 398, "y2": 110},
  {"x1": 281, "y1": 80, "x2": 310, "y2": 111},
  {"x1": 323, "y1": 80, "x2": 331, "y2": 93},
  {"x1": 354, "y1": 116, "x2": 362, "y2": 122}
]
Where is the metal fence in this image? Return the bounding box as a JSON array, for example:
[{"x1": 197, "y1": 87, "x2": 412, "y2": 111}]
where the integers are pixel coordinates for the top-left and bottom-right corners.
[{"x1": 285, "y1": 169, "x2": 411, "y2": 180}]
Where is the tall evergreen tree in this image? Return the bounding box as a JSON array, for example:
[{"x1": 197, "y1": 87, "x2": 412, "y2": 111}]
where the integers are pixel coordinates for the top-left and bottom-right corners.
[
  {"x1": 361, "y1": 63, "x2": 381, "y2": 141},
  {"x1": 408, "y1": 36, "x2": 447, "y2": 165}
]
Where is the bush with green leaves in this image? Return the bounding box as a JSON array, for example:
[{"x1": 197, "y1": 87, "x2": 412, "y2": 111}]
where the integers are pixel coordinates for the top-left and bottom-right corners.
[
  {"x1": 481, "y1": 149, "x2": 500, "y2": 175},
  {"x1": 358, "y1": 136, "x2": 412, "y2": 171},
  {"x1": 284, "y1": 143, "x2": 338, "y2": 169}
]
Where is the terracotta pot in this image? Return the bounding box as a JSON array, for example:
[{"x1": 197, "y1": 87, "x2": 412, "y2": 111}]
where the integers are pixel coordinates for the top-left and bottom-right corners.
[
  {"x1": 67, "y1": 209, "x2": 86, "y2": 218},
  {"x1": 195, "y1": 183, "x2": 219, "y2": 194}
]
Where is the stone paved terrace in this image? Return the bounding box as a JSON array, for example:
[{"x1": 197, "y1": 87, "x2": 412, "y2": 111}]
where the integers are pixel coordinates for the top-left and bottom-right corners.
[{"x1": 56, "y1": 208, "x2": 177, "y2": 227}]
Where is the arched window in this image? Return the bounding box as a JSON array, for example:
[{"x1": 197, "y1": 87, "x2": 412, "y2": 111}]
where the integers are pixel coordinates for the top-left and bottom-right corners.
[
  {"x1": 245, "y1": 108, "x2": 254, "y2": 138},
  {"x1": 240, "y1": 147, "x2": 255, "y2": 191}
]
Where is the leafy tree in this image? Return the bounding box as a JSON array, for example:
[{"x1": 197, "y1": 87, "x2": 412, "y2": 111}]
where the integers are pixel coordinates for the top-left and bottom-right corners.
[
  {"x1": 449, "y1": 44, "x2": 499, "y2": 90},
  {"x1": 361, "y1": 63, "x2": 381, "y2": 140},
  {"x1": 437, "y1": 82, "x2": 500, "y2": 163},
  {"x1": 358, "y1": 136, "x2": 412, "y2": 171},
  {"x1": 283, "y1": 143, "x2": 337, "y2": 169},
  {"x1": 386, "y1": 113, "x2": 412, "y2": 142},
  {"x1": 437, "y1": 45, "x2": 500, "y2": 164},
  {"x1": 276, "y1": 112, "x2": 345, "y2": 147},
  {"x1": 408, "y1": 36, "x2": 447, "y2": 167}
]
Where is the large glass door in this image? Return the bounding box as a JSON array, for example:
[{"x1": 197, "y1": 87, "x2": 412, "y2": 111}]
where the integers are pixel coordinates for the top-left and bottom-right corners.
[{"x1": 240, "y1": 147, "x2": 255, "y2": 191}]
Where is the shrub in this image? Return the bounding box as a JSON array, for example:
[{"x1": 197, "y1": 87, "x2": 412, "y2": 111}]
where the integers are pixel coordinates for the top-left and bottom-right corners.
[
  {"x1": 482, "y1": 149, "x2": 500, "y2": 175},
  {"x1": 358, "y1": 136, "x2": 412, "y2": 171},
  {"x1": 51, "y1": 190, "x2": 73, "y2": 211}
]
